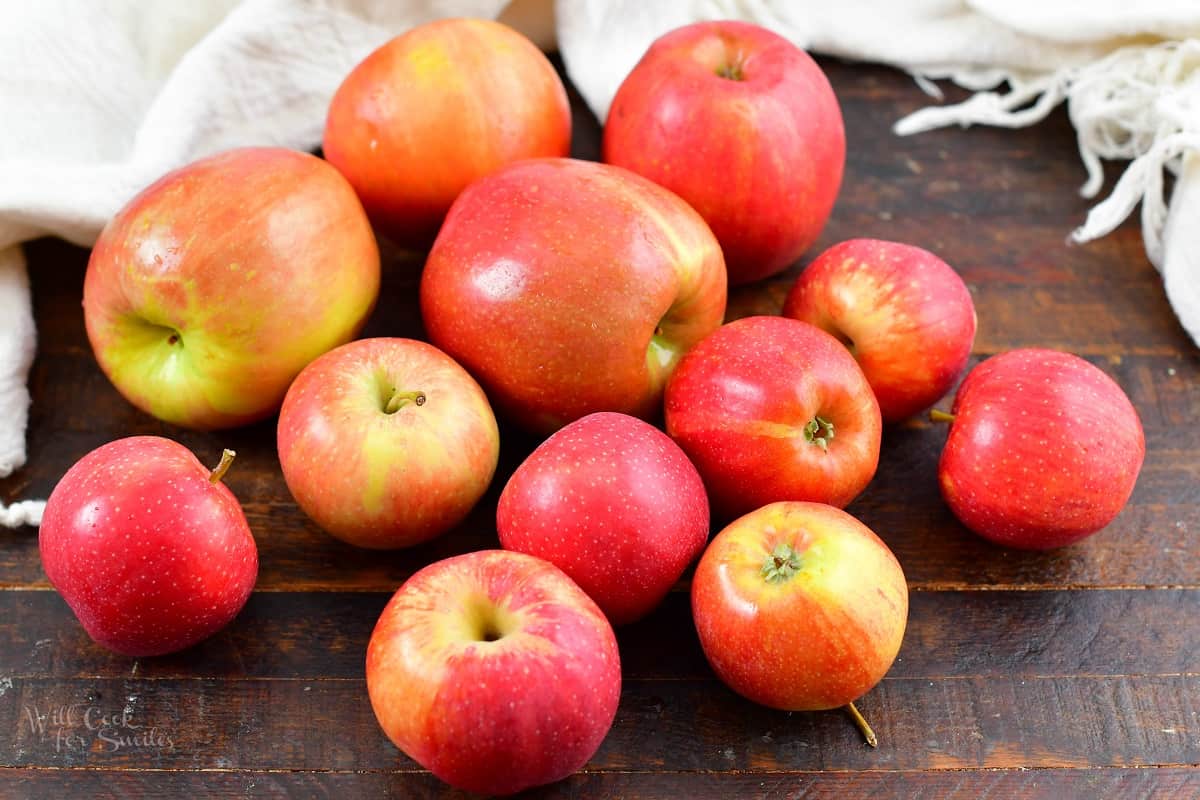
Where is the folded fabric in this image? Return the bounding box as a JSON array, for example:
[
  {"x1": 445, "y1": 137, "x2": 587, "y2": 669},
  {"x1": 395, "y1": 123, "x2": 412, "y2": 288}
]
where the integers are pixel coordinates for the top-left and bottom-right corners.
[{"x1": 2, "y1": 0, "x2": 1197, "y2": 528}]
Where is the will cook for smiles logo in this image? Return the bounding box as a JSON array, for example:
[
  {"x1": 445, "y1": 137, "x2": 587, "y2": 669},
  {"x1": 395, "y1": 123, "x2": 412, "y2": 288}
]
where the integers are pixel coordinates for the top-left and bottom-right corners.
[{"x1": 20, "y1": 701, "x2": 174, "y2": 754}]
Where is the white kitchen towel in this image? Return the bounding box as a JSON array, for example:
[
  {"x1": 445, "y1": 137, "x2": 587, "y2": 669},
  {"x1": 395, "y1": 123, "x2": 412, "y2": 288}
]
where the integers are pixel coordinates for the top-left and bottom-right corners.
[{"x1": 2, "y1": 0, "x2": 1198, "y2": 527}]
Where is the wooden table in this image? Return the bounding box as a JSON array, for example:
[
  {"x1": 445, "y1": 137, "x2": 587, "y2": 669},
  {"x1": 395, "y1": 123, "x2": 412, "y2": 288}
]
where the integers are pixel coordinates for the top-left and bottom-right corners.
[{"x1": 3, "y1": 58, "x2": 1198, "y2": 799}]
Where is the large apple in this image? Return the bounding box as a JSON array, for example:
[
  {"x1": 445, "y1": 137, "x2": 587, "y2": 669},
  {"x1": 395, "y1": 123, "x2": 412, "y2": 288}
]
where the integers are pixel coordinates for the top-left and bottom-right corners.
[
  {"x1": 367, "y1": 549, "x2": 621, "y2": 795},
  {"x1": 603, "y1": 20, "x2": 844, "y2": 285},
  {"x1": 783, "y1": 239, "x2": 977, "y2": 422},
  {"x1": 691, "y1": 501, "x2": 908, "y2": 745},
  {"x1": 277, "y1": 338, "x2": 499, "y2": 549},
  {"x1": 324, "y1": 18, "x2": 570, "y2": 248},
  {"x1": 934, "y1": 348, "x2": 1145, "y2": 549},
  {"x1": 665, "y1": 316, "x2": 881, "y2": 518},
  {"x1": 497, "y1": 411, "x2": 709, "y2": 625},
  {"x1": 84, "y1": 147, "x2": 380, "y2": 430},
  {"x1": 39, "y1": 436, "x2": 258, "y2": 657},
  {"x1": 420, "y1": 157, "x2": 727, "y2": 433}
]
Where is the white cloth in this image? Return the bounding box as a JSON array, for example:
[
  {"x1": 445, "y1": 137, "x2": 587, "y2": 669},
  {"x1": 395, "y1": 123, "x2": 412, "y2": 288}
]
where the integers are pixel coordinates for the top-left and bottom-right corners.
[{"x1": 2, "y1": 0, "x2": 1198, "y2": 527}]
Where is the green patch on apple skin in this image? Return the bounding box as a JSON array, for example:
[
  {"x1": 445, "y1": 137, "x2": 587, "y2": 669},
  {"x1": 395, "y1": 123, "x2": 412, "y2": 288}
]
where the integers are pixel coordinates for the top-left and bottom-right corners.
[{"x1": 646, "y1": 332, "x2": 681, "y2": 393}]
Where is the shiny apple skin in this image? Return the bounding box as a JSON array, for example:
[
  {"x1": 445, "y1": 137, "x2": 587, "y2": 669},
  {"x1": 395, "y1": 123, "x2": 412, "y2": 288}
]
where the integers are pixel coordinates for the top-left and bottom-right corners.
[
  {"x1": 39, "y1": 436, "x2": 258, "y2": 657},
  {"x1": 83, "y1": 147, "x2": 380, "y2": 430},
  {"x1": 277, "y1": 338, "x2": 499, "y2": 549},
  {"x1": 692, "y1": 501, "x2": 908, "y2": 710},
  {"x1": 665, "y1": 316, "x2": 881, "y2": 518},
  {"x1": 420, "y1": 157, "x2": 727, "y2": 434},
  {"x1": 938, "y1": 348, "x2": 1145, "y2": 549},
  {"x1": 497, "y1": 411, "x2": 709, "y2": 625},
  {"x1": 367, "y1": 550, "x2": 621, "y2": 795},
  {"x1": 604, "y1": 20, "x2": 844, "y2": 284},
  {"x1": 324, "y1": 18, "x2": 571, "y2": 247},
  {"x1": 783, "y1": 238, "x2": 977, "y2": 422}
]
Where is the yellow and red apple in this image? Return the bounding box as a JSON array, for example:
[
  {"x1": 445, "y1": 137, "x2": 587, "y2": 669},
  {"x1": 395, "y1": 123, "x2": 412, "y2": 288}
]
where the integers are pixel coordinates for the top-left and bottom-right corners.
[
  {"x1": 421, "y1": 157, "x2": 727, "y2": 433},
  {"x1": 83, "y1": 147, "x2": 380, "y2": 430}
]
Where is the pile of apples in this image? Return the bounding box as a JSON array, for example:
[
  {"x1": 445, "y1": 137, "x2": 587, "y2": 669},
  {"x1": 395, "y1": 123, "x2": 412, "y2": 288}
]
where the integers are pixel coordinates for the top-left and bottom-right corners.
[{"x1": 37, "y1": 18, "x2": 1146, "y2": 796}]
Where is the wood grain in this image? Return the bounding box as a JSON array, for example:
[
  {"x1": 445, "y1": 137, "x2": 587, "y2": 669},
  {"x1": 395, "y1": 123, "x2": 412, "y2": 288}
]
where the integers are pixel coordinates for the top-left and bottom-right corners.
[
  {"x1": 1, "y1": 589, "x2": 1198, "y2": 681},
  {"x1": 6, "y1": 767, "x2": 1199, "y2": 800}
]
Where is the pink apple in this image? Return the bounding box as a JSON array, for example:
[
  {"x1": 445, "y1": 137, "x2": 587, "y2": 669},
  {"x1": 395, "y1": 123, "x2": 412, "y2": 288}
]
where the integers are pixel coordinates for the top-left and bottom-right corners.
[
  {"x1": 367, "y1": 550, "x2": 621, "y2": 795},
  {"x1": 84, "y1": 147, "x2": 380, "y2": 430},
  {"x1": 665, "y1": 316, "x2": 881, "y2": 518},
  {"x1": 935, "y1": 348, "x2": 1145, "y2": 549},
  {"x1": 783, "y1": 238, "x2": 977, "y2": 422},
  {"x1": 604, "y1": 20, "x2": 844, "y2": 284},
  {"x1": 324, "y1": 18, "x2": 571, "y2": 248},
  {"x1": 497, "y1": 411, "x2": 709, "y2": 625},
  {"x1": 420, "y1": 157, "x2": 726, "y2": 433},
  {"x1": 277, "y1": 338, "x2": 500, "y2": 549},
  {"x1": 39, "y1": 436, "x2": 258, "y2": 656}
]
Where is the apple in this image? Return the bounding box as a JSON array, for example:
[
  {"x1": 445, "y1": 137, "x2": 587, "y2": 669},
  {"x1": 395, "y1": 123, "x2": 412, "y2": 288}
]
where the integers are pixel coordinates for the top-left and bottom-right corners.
[
  {"x1": 603, "y1": 20, "x2": 844, "y2": 285},
  {"x1": 497, "y1": 411, "x2": 709, "y2": 625},
  {"x1": 367, "y1": 549, "x2": 621, "y2": 795},
  {"x1": 420, "y1": 157, "x2": 727, "y2": 434},
  {"x1": 39, "y1": 436, "x2": 258, "y2": 657},
  {"x1": 783, "y1": 239, "x2": 977, "y2": 422},
  {"x1": 933, "y1": 348, "x2": 1145, "y2": 549},
  {"x1": 84, "y1": 147, "x2": 380, "y2": 430},
  {"x1": 277, "y1": 338, "x2": 500, "y2": 549},
  {"x1": 324, "y1": 18, "x2": 571, "y2": 248},
  {"x1": 691, "y1": 501, "x2": 908, "y2": 745},
  {"x1": 664, "y1": 315, "x2": 881, "y2": 518}
]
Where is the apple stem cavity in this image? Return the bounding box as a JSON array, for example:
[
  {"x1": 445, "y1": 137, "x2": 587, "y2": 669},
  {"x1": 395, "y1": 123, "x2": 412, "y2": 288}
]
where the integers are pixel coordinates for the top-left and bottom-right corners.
[
  {"x1": 208, "y1": 449, "x2": 236, "y2": 484},
  {"x1": 803, "y1": 416, "x2": 835, "y2": 451},
  {"x1": 845, "y1": 701, "x2": 878, "y2": 747},
  {"x1": 384, "y1": 390, "x2": 426, "y2": 415},
  {"x1": 929, "y1": 409, "x2": 957, "y2": 424},
  {"x1": 715, "y1": 59, "x2": 745, "y2": 81},
  {"x1": 761, "y1": 542, "x2": 802, "y2": 583}
]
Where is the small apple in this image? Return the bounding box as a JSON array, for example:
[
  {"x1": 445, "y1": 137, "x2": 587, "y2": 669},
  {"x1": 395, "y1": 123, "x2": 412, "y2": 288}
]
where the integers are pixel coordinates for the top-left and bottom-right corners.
[
  {"x1": 691, "y1": 501, "x2": 907, "y2": 745},
  {"x1": 933, "y1": 348, "x2": 1145, "y2": 549},
  {"x1": 665, "y1": 316, "x2": 881, "y2": 518},
  {"x1": 604, "y1": 20, "x2": 844, "y2": 284},
  {"x1": 324, "y1": 18, "x2": 571, "y2": 248},
  {"x1": 783, "y1": 239, "x2": 977, "y2": 422},
  {"x1": 84, "y1": 147, "x2": 380, "y2": 430},
  {"x1": 497, "y1": 411, "x2": 709, "y2": 625},
  {"x1": 277, "y1": 338, "x2": 500, "y2": 549},
  {"x1": 420, "y1": 157, "x2": 727, "y2": 433},
  {"x1": 39, "y1": 436, "x2": 258, "y2": 657},
  {"x1": 367, "y1": 549, "x2": 621, "y2": 795}
]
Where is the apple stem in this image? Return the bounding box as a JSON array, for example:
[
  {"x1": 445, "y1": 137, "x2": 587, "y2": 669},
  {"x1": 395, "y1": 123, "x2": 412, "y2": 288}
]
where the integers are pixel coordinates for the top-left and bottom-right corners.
[
  {"x1": 845, "y1": 701, "x2": 878, "y2": 747},
  {"x1": 208, "y1": 449, "x2": 236, "y2": 484},
  {"x1": 384, "y1": 390, "x2": 426, "y2": 414},
  {"x1": 929, "y1": 409, "x2": 957, "y2": 424}
]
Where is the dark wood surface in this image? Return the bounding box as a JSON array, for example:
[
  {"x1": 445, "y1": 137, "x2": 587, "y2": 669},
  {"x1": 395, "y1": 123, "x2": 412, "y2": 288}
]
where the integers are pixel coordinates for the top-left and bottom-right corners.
[{"x1": 2, "y1": 58, "x2": 1198, "y2": 799}]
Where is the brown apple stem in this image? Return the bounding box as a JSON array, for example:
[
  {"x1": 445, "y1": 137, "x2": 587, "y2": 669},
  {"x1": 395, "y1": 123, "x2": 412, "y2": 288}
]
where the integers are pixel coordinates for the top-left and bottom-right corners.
[
  {"x1": 384, "y1": 390, "x2": 426, "y2": 414},
  {"x1": 929, "y1": 409, "x2": 957, "y2": 424},
  {"x1": 845, "y1": 701, "x2": 878, "y2": 747},
  {"x1": 208, "y1": 449, "x2": 236, "y2": 484}
]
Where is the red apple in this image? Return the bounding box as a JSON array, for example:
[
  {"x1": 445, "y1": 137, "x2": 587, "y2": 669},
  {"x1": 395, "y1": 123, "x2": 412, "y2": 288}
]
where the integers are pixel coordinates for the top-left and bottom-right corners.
[
  {"x1": 367, "y1": 549, "x2": 621, "y2": 795},
  {"x1": 665, "y1": 316, "x2": 881, "y2": 518},
  {"x1": 603, "y1": 20, "x2": 844, "y2": 285},
  {"x1": 277, "y1": 338, "x2": 499, "y2": 549},
  {"x1": 324, "y1": 18, "x2": 571, "y2": 248},
  {"x1": 783, "y1": 239, "x2": 977, "y2": 422},
  {"x1": 497, "y1": 411, "x2": 709, "y2": 625},
  {"x1": 691, "y1": 501, "x2": 908, "y2": 743},
  {"x1": 934, "y1": 348, "x2": 1145, "y2": 549},
  {"x1": 420, "y1": 157, "x2": 727, "y2": 433},
  {"x1": 39, "y1": 436, "x2": 258, "y2": 656},
  {"x1": 84, "y1": 147, "x2": 380, "y2": 430}
]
